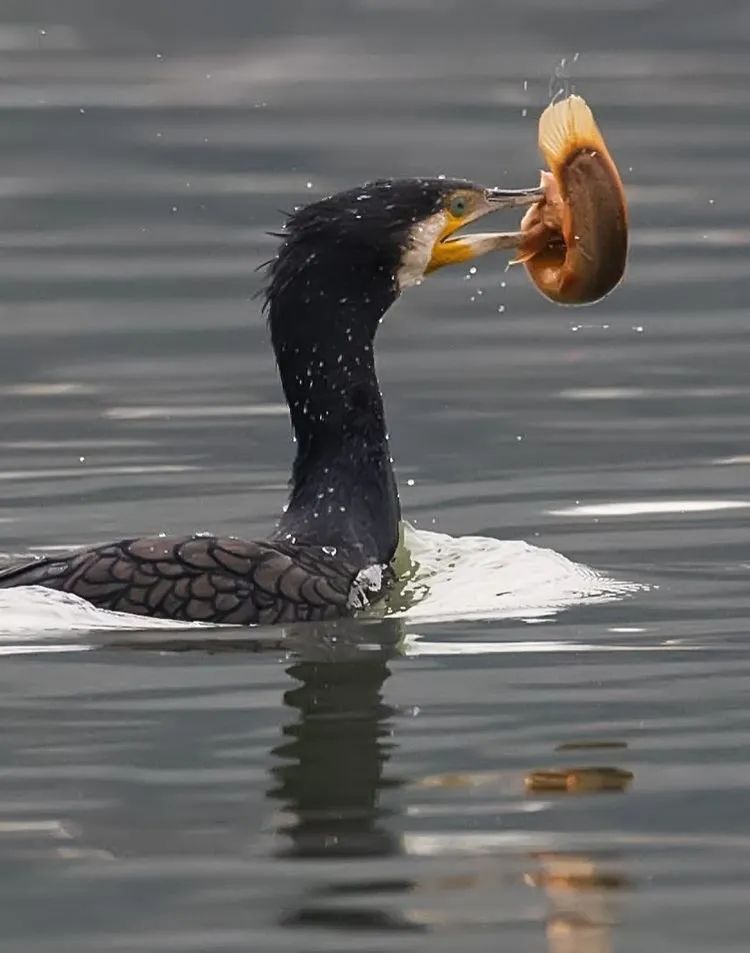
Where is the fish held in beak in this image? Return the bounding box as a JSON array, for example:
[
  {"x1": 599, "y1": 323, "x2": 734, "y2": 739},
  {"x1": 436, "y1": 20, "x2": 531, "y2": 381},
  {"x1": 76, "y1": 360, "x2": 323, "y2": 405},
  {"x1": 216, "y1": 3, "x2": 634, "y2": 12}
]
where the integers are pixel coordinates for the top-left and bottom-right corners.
[{"x1": 515, "y1": 95, "x2": 629, "y2": 306}]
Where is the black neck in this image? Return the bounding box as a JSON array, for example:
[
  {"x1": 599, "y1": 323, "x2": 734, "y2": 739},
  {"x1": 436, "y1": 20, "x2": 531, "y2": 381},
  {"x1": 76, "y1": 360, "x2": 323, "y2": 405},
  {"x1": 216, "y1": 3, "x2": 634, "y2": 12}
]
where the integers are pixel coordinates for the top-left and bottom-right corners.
[{"x1": 268, "y1": 258, "x2": 400, "y2": 566}]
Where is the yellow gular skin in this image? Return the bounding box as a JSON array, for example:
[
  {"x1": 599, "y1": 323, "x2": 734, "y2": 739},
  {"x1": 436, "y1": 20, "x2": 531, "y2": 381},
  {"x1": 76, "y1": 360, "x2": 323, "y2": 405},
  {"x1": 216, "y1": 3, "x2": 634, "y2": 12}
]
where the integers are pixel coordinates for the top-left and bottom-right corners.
[{"x1": 425, "y1": 211, "x2": 477, "y2": 273}]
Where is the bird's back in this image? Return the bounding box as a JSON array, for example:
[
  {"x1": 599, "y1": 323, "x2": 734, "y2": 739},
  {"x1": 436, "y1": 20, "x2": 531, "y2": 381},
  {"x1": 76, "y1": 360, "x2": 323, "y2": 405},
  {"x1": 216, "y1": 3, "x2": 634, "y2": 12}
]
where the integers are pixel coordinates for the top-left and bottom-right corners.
[{"x1": 0, "y1": 534, "x2": 384, "y2": 625}]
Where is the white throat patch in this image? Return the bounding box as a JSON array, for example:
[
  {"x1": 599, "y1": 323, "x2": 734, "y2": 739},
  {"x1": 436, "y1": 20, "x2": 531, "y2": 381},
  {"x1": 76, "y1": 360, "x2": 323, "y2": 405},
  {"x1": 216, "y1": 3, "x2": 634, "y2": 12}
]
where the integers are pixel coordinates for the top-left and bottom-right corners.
[{"x1": 396, "y1": 211, "x2": 448, "y2": 291}]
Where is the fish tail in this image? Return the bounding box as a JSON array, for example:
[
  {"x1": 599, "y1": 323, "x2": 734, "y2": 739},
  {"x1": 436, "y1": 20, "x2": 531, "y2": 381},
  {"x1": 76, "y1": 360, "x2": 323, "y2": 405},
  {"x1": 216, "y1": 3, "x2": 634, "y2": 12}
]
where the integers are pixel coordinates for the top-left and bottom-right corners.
[{"x1": 537, "y1": 95, "x2": 611, "y2": 174}]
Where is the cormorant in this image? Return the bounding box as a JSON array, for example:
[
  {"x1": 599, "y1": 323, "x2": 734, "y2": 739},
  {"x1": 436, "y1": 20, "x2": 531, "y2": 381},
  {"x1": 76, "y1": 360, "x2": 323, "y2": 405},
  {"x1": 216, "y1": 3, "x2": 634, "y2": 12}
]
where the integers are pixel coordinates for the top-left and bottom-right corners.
[{"x1": 0, "y1": 178, "x2": 541, "y2": 624}]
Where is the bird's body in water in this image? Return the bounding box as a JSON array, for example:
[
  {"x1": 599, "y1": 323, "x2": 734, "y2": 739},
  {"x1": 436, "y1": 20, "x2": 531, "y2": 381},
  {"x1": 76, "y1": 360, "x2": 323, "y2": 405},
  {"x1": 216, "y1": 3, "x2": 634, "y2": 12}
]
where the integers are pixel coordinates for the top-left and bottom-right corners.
[{"x1": 0, "y1": 178, "x2": 541, "y2": 624}]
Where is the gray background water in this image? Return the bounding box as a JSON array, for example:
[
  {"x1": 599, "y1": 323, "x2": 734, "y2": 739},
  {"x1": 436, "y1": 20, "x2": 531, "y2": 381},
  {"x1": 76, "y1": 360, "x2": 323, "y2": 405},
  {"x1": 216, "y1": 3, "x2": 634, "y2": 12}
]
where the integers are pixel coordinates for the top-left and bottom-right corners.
[{"x1": 2, "y1": 1, "x2": 750, "y2": 950}]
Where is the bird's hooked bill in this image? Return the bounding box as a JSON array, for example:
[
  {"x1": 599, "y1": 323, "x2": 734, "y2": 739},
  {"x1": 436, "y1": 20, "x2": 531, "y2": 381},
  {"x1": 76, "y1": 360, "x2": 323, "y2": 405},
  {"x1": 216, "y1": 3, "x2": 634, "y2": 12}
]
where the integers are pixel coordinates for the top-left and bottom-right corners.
[
  {"x1": 484, "y1": 186, "x2": 545, "y2": 208},
  {"x1": 422, "y1": 183, "x2": 544, "y2": 276}
]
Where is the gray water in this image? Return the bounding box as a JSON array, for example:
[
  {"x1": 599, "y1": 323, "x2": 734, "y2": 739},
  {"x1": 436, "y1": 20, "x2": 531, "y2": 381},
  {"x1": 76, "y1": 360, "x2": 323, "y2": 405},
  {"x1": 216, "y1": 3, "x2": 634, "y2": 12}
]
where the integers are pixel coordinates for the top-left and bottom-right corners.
[{"x1": 2, "y1": 1, "x2": 750, "y2": 950}]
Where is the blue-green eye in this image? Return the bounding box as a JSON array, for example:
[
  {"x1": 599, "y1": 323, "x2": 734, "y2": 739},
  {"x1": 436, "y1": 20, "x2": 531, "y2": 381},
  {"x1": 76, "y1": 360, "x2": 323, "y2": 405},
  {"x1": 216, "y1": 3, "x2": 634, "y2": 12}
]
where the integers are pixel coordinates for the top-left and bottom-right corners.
[{"x1": 449, "y1": 195, "x2": 468, "y2": 217}]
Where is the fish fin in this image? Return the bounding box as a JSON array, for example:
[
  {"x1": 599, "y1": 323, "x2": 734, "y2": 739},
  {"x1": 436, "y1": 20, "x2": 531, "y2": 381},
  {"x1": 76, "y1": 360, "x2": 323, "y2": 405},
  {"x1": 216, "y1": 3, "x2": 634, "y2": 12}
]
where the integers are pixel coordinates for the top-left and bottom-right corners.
[
  {"x1": 537, "y1": 95, "x2": 610, "y2": 174},
  {"x1": 509, "y1": 245, "x2": 544, "y2": 265},
  {"x1": 508, "y1": 250, "x2": 535, "y2": 266}
]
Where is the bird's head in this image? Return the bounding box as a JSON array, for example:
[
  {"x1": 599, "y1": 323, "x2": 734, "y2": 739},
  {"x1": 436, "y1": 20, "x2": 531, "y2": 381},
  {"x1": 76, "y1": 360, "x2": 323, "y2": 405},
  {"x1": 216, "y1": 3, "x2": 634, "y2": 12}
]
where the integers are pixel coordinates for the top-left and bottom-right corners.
[{"x1": 266, "y1": 177, "x2": 542, "y2": 313}]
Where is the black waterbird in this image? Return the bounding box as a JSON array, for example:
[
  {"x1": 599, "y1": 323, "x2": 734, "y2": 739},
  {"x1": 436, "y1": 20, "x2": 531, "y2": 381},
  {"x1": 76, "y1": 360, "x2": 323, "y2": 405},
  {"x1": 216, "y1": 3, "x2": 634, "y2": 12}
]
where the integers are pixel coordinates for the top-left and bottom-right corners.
[{"x1": 0, "y1": 178, "x2": 541, "y2": 624}]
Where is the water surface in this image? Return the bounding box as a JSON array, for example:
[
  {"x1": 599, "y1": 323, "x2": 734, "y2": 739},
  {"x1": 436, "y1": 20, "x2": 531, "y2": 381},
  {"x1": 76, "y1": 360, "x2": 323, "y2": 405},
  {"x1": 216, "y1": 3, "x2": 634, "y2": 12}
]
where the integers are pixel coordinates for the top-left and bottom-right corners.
[{"x1": 1, "y1": 2, "x2": 750, "y2": 950}]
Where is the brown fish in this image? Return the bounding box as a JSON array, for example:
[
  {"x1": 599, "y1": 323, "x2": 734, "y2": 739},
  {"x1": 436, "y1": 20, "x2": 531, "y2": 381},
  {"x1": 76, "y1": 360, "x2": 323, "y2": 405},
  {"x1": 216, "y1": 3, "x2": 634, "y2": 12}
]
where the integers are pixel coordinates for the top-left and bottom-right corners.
[{"x1": 515, "y1": 95, "x2": 628, "y2": 305}]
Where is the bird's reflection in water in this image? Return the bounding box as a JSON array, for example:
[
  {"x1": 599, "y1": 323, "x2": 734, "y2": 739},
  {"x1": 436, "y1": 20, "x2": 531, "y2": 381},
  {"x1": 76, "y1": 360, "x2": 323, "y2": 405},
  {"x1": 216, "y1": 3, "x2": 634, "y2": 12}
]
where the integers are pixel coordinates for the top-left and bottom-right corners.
[{"x1": 269, "y1": 617, "x2": 422, "y2": 932}]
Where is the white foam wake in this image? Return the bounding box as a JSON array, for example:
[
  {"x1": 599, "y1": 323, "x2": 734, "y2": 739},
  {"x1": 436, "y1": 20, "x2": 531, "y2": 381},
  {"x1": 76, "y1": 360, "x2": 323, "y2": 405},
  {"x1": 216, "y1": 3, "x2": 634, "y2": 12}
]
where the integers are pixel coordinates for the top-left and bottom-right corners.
[{"x1": 387, "y1": 524, "x2": 636, "y2": 623}]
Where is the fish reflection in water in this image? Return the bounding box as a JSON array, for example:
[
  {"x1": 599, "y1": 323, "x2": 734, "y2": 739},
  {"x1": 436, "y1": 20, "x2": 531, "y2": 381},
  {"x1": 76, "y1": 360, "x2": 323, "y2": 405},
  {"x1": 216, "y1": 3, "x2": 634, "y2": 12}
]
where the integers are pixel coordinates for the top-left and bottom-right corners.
[
  {"x1": 525, "y1": 766, "x2": 634, "y2": 794},
  {"x1": 527, "y1": 853, "x2": 632, "y2": 953},
  {"x1": 401, "y1": 761, "x2": 633, "y2": 947}
]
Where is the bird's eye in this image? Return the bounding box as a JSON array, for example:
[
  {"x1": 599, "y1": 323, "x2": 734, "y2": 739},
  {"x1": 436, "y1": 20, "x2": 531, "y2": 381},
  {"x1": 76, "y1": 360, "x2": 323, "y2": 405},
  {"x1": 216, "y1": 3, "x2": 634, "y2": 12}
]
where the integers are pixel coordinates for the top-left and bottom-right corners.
[{"x1": 449, "y1": 195, "x2": 468, "y2": 217}]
